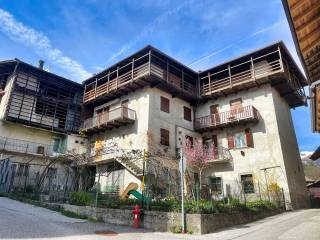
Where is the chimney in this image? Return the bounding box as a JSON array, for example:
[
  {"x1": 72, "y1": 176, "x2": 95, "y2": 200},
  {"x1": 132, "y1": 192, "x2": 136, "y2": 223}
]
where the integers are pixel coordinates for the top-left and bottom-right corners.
[{"x1": 38, "y1": 60, "x2": 45, "y2": 70}]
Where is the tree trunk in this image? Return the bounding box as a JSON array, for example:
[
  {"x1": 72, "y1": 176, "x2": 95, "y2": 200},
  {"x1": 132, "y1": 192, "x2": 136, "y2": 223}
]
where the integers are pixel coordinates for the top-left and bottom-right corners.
[{"x1": 199, "y1": 169, "x2": 203, "y2": 193}]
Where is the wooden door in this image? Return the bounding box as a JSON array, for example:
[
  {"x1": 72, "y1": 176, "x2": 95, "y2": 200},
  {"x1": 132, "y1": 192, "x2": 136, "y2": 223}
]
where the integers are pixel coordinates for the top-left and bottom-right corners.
[
  {"x1": 230, "y1": 98, "x2": 243, "y2": 116},
  {"x1": 210, "y1": 104, "x2": 219, "y2": 124}
]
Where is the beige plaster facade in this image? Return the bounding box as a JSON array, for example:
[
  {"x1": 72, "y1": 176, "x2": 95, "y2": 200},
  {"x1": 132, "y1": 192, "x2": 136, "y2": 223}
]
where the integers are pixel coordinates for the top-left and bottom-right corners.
[{"x1": 88, "y1": 83, "x2": 309, "y2": 209}]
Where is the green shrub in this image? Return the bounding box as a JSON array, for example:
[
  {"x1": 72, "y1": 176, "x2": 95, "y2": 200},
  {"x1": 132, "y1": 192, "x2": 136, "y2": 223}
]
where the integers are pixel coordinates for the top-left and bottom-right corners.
[
  {"x1": 170, "y1": 225, "x2": 182, "y2": 233},
  {"x1": 69, "y1": 192, "x2": 93, "y2": 206},
  {"x1": 25, "y1": 185, "x2": 35, "y2": 193},
  {"x1": 247, "y1": 200, "x2": 276, "y2": 212}
]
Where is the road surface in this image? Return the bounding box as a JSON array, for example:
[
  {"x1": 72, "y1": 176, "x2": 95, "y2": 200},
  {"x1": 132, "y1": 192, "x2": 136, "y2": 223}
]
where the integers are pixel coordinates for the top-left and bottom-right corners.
[{"x1": 0, "y1": 197, "x2": 319, "y2": 240}]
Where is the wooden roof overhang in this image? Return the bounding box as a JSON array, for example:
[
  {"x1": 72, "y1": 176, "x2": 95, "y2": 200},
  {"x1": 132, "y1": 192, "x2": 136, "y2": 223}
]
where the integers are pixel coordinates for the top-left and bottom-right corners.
[
  {"x1": 282, "y1": 0, "x2": 320, "y2": 131},
  {"x1": 282, "y1": 0, "x2": 320, "y2": 83}
]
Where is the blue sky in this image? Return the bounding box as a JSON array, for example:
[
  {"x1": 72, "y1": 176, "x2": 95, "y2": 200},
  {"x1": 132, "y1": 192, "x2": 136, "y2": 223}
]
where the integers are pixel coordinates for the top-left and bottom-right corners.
[{"x1": 0, "y1": 0, "x2": 319, "y2": 152}]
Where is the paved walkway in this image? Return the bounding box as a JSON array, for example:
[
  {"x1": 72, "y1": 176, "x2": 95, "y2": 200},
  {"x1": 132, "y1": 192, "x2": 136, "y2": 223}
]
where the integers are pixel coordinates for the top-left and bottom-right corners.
[{"x1": 0, "y1": 197, "x2": 319, "y2": 239}]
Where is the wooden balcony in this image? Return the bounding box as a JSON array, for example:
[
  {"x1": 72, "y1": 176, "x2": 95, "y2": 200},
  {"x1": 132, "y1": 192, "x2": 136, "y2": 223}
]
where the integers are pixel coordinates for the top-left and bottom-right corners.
[
  {"x1": 199, "y1": 43, "x2": 307, "y2": 108},
  {"x1": 83, "y1": 47, "x2": 198, "y2": 105},
  {"x1": 209, "y1": 146, "x2": 233, "y2": 163},
  {"x1": 194, "y1": 105, "x2": 258, "y2": 132},
  {"x1": 80, "y1": 106, "x2": 136, "y2": 135}
]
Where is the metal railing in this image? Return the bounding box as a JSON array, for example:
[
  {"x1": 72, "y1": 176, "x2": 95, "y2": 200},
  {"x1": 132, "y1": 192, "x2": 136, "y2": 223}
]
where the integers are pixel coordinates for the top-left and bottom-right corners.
[
  {"x1": 83, "y1": 51, "x2": 197, "y2": 103},
  {"x1": 210, "y1": 146, "x2": 232, "y2": 162},
  {"x1": 0, "y1": 136, "x2": 66, "y2": 156},
  {"x1": 194, "y1": 105, "x2": 258, "y2": 130},
  {"x1": 81, "y1": 106, "x2": 136, "y2": 130}
]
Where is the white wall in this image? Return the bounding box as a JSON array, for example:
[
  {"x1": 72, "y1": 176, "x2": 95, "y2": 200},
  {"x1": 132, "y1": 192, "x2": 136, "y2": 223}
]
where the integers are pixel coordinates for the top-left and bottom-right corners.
[
  {"x1": 148, "y1": 87, "x2": 199, "y2": 155},
  {"x1": 198, "y1": 84, "x2": 307, "y2": 208},
  {"x1": 85, "y1": 83, "x2": 308, "y2": 208}
]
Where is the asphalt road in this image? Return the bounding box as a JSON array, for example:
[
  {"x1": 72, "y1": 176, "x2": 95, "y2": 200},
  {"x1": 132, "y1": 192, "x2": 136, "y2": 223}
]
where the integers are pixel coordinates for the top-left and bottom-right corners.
[{"x1": 0, "y1": 197, "x2": 319, "y2": 240}]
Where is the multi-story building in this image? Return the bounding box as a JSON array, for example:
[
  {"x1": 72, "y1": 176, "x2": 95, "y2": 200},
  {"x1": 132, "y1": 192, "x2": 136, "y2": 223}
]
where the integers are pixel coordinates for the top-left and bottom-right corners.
[
  {"x1": 0, "y1": 59, "x2": 86, "y2": 192},
  {"x1": 81, "y1": 42, "x2": 309, "y2": 209}
]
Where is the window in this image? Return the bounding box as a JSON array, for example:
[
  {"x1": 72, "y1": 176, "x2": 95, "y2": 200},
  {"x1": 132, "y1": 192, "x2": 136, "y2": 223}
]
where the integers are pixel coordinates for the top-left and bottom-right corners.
[
  {"x1": 183, "y1": 107, "x2": 192, "y2": 121},
  {"x1": 185, "y1": 135, "x2": 193, "y2": 147},
  {"x1": 234, "y1": 132, "x2": 246, "y2": 148},
  {"x1": 210, "y1": 177, "x2": 223, "y2": 195},
  {"x1": 160, "y1": 128, "x2": 170, "y2": 146},
  {"x1": 160, "y1": 96, "x2": 170, "y2": 113},
  {"x1": 227, "y1": 128, "x2": 253, "y2": 149},
  {"x1": 241, "y1": 174, "x2": 254, "y2": 194},
  {"x1": 52, "y1": 138, "x2": 61, "y2": 153}
]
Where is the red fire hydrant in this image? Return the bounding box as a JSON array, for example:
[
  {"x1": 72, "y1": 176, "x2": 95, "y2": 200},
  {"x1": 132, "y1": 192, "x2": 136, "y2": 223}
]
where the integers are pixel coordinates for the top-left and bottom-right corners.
[{"x1": 132, "y1": 205, "x2": 141, "y2": 228}]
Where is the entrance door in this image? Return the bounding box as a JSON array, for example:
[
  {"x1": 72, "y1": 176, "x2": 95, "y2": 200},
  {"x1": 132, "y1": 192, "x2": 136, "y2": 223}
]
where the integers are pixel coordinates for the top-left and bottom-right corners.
[
  {"x1": 230, "y1": 98, "x2": 243, "y2": 118},
  {"x1": 210, "y1": 104, "x2": 220, "y2": 125}
]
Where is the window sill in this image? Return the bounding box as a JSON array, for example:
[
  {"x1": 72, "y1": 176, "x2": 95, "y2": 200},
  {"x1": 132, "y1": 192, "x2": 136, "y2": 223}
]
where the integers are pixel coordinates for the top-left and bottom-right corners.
[{"x1": 230, "y1": 146, "x2": 252, "y2": 150}]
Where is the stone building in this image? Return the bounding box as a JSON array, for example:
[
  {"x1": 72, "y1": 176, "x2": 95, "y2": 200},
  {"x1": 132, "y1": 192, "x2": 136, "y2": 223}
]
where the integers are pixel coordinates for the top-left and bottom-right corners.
[
  {"x1": 81, "y1": 42, "x2": 309, "y2": 209},
  {"x1": 0, "y1": 59, "x2": 86, "y2": 193}
]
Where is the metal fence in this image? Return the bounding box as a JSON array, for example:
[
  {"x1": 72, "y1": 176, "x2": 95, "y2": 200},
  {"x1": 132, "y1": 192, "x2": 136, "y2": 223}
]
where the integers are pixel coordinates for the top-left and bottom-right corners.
[{"x1": 0, "y1": 156, "x2": 286, "y2": 210}]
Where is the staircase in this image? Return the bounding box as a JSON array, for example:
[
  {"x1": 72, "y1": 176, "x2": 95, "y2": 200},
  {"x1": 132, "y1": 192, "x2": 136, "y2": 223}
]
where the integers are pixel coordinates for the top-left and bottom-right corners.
[{"x1": 116, "y1": 157, "x2": 143, "y2": 177}]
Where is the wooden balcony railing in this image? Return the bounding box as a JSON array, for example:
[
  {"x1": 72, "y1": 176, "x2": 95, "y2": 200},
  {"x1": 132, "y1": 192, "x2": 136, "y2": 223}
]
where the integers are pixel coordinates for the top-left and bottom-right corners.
[
  {"x1": 83, "y1": 51, "x2": 197, "y2": 103},
  {"x1": 80, "y1": 106, "x2": 135, "y2": 133},
  {"x1": 194, "y1": 105, "x2": 258, "y2": 131},
  {"x1": 0, "y1": 137, "x2": 66, "y2": 156},
  {"x1": 200, "y1": 49, "x2": 284, "y2": 97}
]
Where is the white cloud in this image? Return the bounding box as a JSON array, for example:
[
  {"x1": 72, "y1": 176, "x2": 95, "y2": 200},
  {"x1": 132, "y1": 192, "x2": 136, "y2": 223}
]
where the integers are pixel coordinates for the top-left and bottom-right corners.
[{"x1": 0, "y1": 8, "x2": 91, "y2": 81}]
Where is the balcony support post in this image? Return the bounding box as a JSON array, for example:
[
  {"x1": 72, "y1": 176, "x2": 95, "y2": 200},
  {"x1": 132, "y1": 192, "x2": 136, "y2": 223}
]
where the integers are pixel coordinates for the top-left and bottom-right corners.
[
  {"x1": 149, "y1": 50, "x2": 152, "y2": 76},
  {"x1": 107, "y1": 71, "x2": 110, "y2": 93},
  {"x1": 197, "y1": 75, "x2": 201, "y2": 98},
  {"x1": 208, "y1": 72, "x2": 211, "y2": 94},
  {"x1": 131, "y1": 58, "x2": 135, "y2": 82},
  {"x1": 116, "y1": 67, "x2": 119, "y2": 90},
  {"x1": 83, "y1": 84, "x2": 87, "y2": 102},
  {"x1": 94, "y1": 77, "x2": 98, "y2": 98},
  {"x1": 166, "y1": 60, "x2": 169, "y2": 82},
  {"x1": 182, "y1": 69, "x2": 184, "y2": 90},
  {"x1": 278, "y1": 46, "x2": 284, "y2": 72},
  {"x1": 251, "y1": 57, "x2": 255, "y2": 81},
  {"x1": 228, "y1": 65, "x2": 232, "y2": 88}
]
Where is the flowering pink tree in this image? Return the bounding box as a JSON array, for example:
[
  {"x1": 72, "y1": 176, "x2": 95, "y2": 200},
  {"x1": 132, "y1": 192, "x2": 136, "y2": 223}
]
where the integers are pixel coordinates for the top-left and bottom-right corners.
[{"x1": 184, "y1": 138, "x2": 215, "y2": 193}]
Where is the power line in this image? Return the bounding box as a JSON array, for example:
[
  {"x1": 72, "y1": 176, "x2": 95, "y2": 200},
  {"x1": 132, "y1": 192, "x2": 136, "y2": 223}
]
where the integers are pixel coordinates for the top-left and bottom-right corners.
[{"x1": 187, "y1": 20, "x2": 285, "y2": 67}]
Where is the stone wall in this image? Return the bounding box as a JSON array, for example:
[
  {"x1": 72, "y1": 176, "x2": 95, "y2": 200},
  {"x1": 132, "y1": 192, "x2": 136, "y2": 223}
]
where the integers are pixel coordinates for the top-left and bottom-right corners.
[{"x1": 57, "y1": 203, "x2": 281, "y2": 234}]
